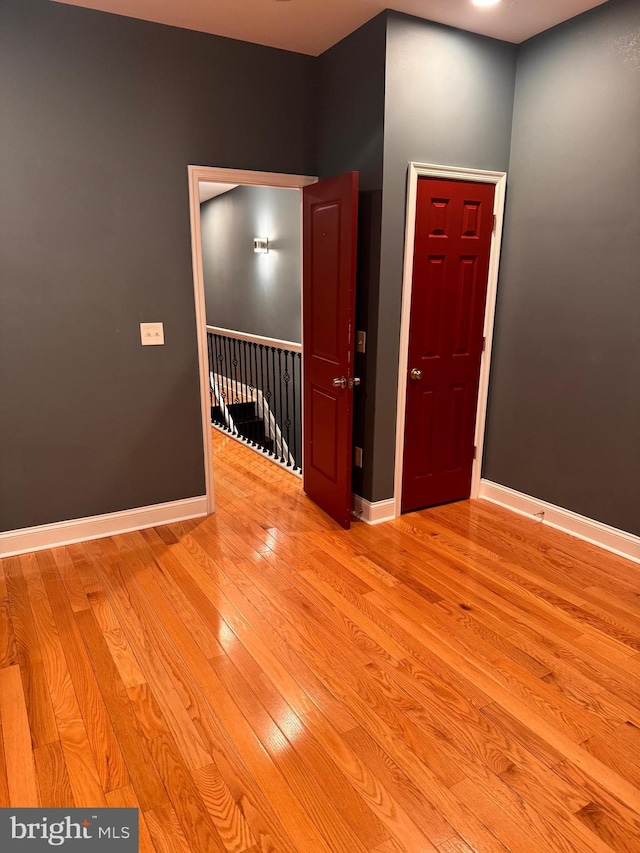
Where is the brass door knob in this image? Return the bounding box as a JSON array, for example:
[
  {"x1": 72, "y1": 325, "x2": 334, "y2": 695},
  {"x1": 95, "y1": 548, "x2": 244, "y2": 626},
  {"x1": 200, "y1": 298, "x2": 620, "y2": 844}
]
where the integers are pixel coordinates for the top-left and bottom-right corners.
[
  {"x1": 410, "y1": 368, "x2": 423, "y2": 380},
  {"x1": 332, "y1": 376, "x2": 347, "y2": 389}
]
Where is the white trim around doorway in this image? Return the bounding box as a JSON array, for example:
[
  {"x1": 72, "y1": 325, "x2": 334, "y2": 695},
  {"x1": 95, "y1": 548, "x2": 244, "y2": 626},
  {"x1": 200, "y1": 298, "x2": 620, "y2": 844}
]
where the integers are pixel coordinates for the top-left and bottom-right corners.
[
  {"x1": 392, "y1": 162, "x2": 507, "y2": 520},
  {"x1": 187, "y1": 166, "x2": 317, "y2": 515}
]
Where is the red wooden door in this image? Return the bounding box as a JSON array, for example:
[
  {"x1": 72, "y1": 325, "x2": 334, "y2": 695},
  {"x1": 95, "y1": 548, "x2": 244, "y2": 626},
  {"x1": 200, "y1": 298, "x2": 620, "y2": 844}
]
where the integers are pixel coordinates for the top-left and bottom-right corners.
[
  {"x1": 402, "y1": 177, "x2": 495, "y2": 513},
  {"x1": 303, "y1": 173, "x2": 358, "y2": 528}
]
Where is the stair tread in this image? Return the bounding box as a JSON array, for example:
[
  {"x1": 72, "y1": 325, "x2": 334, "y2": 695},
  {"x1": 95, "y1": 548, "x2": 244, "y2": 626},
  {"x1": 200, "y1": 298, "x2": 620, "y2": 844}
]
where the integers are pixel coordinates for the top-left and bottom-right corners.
[
  {"x1": 227, "y1": 401, "x2": 257, "y2": 412},
  {"x1": 235, "y1": 416, "x2": 264, "y2": 426}
]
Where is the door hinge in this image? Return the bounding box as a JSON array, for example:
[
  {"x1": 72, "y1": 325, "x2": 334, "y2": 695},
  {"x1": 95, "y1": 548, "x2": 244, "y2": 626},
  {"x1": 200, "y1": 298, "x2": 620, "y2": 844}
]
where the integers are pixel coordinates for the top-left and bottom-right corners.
[
  {"x1": 492, "y1": 214, "x2": 497, "y2": 234},
  {"x1": 473, "y1": 446, "x2": 477, "y2": 460},
  {"x1": 482, "y1": 336, "x2": 486, "y2": 352}
]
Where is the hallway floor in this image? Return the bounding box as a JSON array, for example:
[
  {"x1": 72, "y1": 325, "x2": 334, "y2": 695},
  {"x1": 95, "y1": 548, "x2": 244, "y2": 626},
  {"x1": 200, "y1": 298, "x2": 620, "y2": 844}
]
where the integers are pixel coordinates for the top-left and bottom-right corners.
[{"x1": 1, "y1": 431, "x2": 639, "y2": 851}]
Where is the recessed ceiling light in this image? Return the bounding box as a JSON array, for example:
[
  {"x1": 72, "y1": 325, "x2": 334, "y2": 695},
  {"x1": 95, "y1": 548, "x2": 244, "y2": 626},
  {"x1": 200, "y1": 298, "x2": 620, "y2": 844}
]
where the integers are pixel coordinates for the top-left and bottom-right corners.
[{"x1": 472, "y1": 0, "x2": 501, "y2": 7}]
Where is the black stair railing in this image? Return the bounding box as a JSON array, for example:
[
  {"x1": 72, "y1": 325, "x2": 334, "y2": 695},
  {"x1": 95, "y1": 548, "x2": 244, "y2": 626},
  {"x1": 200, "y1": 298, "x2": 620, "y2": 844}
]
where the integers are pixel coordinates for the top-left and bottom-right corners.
[{"x1": 207, "y1": 327, "x2": 302, "y2": 473}]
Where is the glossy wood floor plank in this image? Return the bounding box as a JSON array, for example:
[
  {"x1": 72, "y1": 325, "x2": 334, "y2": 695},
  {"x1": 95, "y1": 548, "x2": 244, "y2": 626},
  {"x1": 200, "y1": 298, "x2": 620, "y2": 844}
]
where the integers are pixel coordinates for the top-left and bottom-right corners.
[
  {"x1": 192, "y1": 761, "x2": 257, "y2": 853},
  {"x1": 420, "y1": 510, "x2": 640, "y2": 657},
  {"x1": 144, "y1": 801, "x2": 193, "y2": 853},
  {"x1": 82, "y1": 537, "x2": 214, "y2": 774},
  {"x1": 33, "y1": 740, "x2": 75, "y2": 808},
  {"x1": 6, "y1": 555, "x2": 58, "y2": 748},
  {"x1": 73, "y1": 606, "x2": 169, "y2": 812},
  {"x1": 37, "y1": 548, "x2": 131, "y2": 793},
  {"x1": 0, "y1": 717, "x2": 10, "y2": 808},
  {"x1": 58, "y1": 720, "x2": 109, "y2": 808},
  {"x1": 0, "y1": 595, "x2": 17, "y2": 668},
  {"x1": 209, "y1": 652, "x2": 369, "y2": 853},
  {"x1": 25, "y1": 555, "x2": 84, "y2": 733},
  {"x1": 1, "y1": 429, "x2": 639, "y2": 852},
  {"x1": 105, "y1": 785, "x2": 156, "y2": 853},
  {"x1": 148, "y1": 732, "x2": 227, "y2": 853},
  {"x1": 87, "y1": 536, "x2": 302, "y2": 852},
  {"x1": 0, "y1": 663, "x2": 40, "y2": 806}
]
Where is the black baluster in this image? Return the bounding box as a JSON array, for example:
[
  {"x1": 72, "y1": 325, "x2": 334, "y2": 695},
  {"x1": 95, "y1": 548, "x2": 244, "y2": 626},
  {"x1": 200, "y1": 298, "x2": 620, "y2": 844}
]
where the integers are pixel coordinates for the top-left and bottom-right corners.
[
  {"x1": 297, "y1": 352, "x2": 302, "y2": 470},
  {"x1": 211, "y1": 334, "x2": 218, "y2": 426},
  {"x1": 291, "y1": 351, "x2": 299, "y2": 470},
  {"x1": 262, "y1": 347, "x2": 272, "y2": 456},
  {"x1": 238, "y1": 340, "x2": 243, "y2": 442},
  {"x1": 213, "y1": 335, "x2": 219, "y2": 424},
  {"x1": 272, "y1": 347, "x2": 282, "y2": 459},
  {"x1": 229, "y1": 339, "x2": 234, "y2": 427},
  {"x1": 258, "y1": 345, "x2": 266, "y2": 453},
  {"x1": 218, "y1": 335, "x2": 223, "y2": 425},
  {"x1": 283, "y1": 350, "x2": 292, "y2": 467},
  {"x1": 264, "y1": 345, "x2": 271, "y2": 455},
  {"x1": 225, "y1": 335, "x2": 232, "y2": 432},
  {"x1": 244, "y1": 341, "x2": 249, "y2": 446},
  {"x1": 242, "y1": 341, "x2": 252, "y2": 447},
  {"x1": 257, "y1": 346, "x2": 262, "y2": 451},
  {"x1": 211, "y1": 333, "x2": 218, "y2": 425},
  {"x1": 263, "y1": 347, "x2": 269, "y2": 454},
  {"x1": 213, "y1": 335, "x2": 225, "y2": 429},
  {"x1": 241, "y1": 340, "x2": 251, "y2": 445},
  {"x1": 271, "y1": 347, "x2": 280, "y2": 459},
  {"x1": 217, "y1": 335, "x2": 226, "y2": 428},
  {"x1": 229, "y1": 336, "x2": 234, "y2": 410},
  {"x1": 247, "y1": 339, "x2": 257, "y2": 446},
  {"x1": 260, "y1": 344, "x2": 271, "y2": 453},
  {"x1": 277, "y1": 348, "x2": 285, "y2": 463},
  {"x1": 251, "y1": 343, "x2": 264, "y2": 446},
  {"x1": 231, "y1": 337, "x2": 240, "y2": 439},
  {"x1": 253, "y1": 344, "x2": 264, "y2": 446},
  {"x1": 207, "y1": 333, "x2": 213, "y2": 420}
]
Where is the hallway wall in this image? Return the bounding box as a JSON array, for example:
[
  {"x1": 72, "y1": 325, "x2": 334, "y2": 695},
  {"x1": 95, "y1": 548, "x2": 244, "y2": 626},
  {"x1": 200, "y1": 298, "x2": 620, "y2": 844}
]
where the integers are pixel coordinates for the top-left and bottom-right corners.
[{"x1": 201, "y1": 185, "x2": 302, "y2": 343}]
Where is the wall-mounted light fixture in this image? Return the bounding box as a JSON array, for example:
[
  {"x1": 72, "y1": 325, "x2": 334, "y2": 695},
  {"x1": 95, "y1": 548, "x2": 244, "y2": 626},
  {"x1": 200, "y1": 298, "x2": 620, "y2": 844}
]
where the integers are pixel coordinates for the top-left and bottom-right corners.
[
  {"x1": 253, "y1": 237, "x2": 269, "y2": 254},
  {"x1": 472, "y1": 0, "x2": 501, "y2": 7}
]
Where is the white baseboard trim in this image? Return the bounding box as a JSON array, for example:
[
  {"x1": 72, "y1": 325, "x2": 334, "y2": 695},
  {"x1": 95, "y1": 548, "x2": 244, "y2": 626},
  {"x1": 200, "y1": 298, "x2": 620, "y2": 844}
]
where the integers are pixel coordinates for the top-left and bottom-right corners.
[
  {"x1": 0, "y1": 496, "x2": 208, "y2": 559},
  {"x1": 479, "y1": 480, "x2": 640, "y2": 565},
  {"x1": 352, "y1": 495, "x2": 396, "y2": 526}
]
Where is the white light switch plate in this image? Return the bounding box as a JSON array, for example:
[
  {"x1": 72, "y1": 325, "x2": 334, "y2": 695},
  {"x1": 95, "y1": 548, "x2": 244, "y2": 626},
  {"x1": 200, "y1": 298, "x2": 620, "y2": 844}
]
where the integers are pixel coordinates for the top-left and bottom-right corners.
[{"x1": 140, "y1": 322, "x2": 164, "y2": 346}]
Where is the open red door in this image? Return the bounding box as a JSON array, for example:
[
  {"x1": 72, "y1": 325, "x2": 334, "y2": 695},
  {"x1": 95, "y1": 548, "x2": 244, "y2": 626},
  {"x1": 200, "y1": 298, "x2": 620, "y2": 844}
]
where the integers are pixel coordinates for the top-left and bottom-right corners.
[{"x1": 303, "y1": 173, "x2": 358, "y2": 528}]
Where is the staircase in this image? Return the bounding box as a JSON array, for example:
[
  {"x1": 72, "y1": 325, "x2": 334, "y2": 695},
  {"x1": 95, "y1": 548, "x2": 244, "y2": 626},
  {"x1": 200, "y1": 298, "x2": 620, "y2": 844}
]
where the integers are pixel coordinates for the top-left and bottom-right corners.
[{"x1": 211, "y1": 400, "x2": 274, "y2": 454}]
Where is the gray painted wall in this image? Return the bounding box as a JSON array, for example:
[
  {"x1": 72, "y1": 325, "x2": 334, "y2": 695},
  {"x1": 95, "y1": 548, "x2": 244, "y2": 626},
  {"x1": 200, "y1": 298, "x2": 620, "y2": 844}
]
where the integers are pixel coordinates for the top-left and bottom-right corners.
[
  {"x1": 314, "y1": 14, "x2": 387, "y2": 499},
  {"x1": 370, "y1": 13, "x2": 517, "y2": 501},
  {"x1": 5, "y1": 0, "x2": 638, "y2": 538},
  {"x1": 483, "y1": 0, "x2": 640, "y2": 535},
  {"x1": 201, "y1": 185, "x2": 302, "y2": 342},
  {"x1": 0, "y1": 0, "x2": 314, "y2": 532}
]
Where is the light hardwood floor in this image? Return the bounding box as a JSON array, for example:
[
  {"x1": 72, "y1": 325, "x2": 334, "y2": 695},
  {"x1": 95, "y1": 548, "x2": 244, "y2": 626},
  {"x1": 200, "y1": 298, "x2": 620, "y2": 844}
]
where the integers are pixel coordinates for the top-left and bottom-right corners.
[{"x1": 1, "y1": 430, "x2": 639, "y2": 852}]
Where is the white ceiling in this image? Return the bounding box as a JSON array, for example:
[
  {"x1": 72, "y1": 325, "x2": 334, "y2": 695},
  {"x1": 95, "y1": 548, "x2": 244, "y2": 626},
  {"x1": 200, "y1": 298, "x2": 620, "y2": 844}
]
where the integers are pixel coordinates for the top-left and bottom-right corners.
[
  {"x1": 199, "y1": 183, "x2": 238, "y2": 204},
  {"x1": 52, "y1": 0, "x2": 610, "y2": 56}
]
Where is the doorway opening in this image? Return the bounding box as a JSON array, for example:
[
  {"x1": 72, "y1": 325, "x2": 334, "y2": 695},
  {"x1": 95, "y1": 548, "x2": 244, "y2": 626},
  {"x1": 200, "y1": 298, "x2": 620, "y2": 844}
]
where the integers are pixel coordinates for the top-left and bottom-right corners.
[
  {"x1": 394, "y1": 162, "x2": 507, "y2": 517},
  {"x1": 201, "y1": 182, "x2": 304, "y2": 478},
  {"x1": 188, "y1": 167, "x2": 316, "y2": 516},
  {"x1": 189, "y1": 167, "x2": 360, "y2": 529}
]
